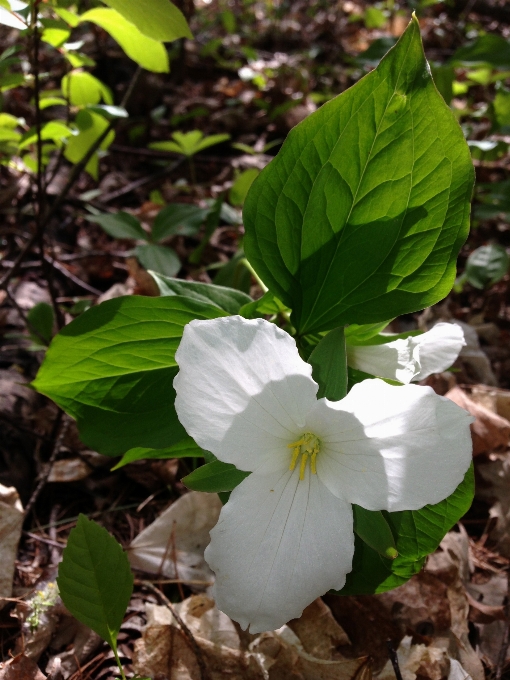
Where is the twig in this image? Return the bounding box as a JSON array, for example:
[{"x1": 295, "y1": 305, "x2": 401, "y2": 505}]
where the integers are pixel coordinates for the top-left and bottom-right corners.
[
  {"x1": 100, "y1": 158, "x2": 185, "y2": 203},
  {"x1": 44, "y1": 256, "x2": 103, "y2": 296},
  {"x1": 495, "y1": 569, "x2": 510, "y2": 680},
  {"x1": 139, "y1": 580, "x2": 211, "y2": 680},
  {"x1": 24, "y1": 413, "x2": 69, "y2": 519},
  {"x1": 0, "y1": 232, "x2": 39, "y2": 291},
  {"x1": 387, "y1": 640, "x2": 403, "y2": 680}
]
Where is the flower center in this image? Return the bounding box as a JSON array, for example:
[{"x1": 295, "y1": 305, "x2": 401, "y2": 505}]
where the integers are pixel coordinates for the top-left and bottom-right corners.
[{"x1": 287, "y1": 432, "x2": 321, "y2": 481}]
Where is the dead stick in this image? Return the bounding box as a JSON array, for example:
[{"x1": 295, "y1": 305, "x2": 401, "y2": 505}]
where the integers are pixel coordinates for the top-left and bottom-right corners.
[
  {"x1": 387, "y1": 640, "x2": 403, "y2": 680},
  {"x1": 495, "y1": 569, "x2": 510, "y2": 680}
]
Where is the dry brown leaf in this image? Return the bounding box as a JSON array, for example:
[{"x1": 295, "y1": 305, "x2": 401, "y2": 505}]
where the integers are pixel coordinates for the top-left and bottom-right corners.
[
  {"x1": 0, "y1": 655, "x2": 46, "y2": 680},
  {"x1": 46, "y1": 458, "x2": 92, "y2": 483},
  {"x1": 128, "y1": 491, "x2": 222, "y2": 584},
  {"x1": 445, "y1": 386, "x2": 510, "y2": 455},
  {"x1": 288, "y1": 598, "x2": 350, "y2": 660}
]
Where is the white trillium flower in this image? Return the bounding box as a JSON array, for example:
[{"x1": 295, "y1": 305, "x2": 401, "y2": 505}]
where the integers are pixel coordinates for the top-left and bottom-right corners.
[
  {"x1": 346, "y1": 322, "x2": 466, "y2": 384},
  {"x1": 173, "y1": 316, "x2": 473, "y2": 634}
]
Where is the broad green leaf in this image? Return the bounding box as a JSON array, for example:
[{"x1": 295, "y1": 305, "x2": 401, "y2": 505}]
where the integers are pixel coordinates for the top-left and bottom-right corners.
[
  {"x1": 344, "y1": 321, "x2": 393, "y2": 344},
  {"x1": 19, "y1": 121, "x2": 72, "y2": 150},
  {"x1": 364, "y1": 6, "x2": 386, "y2": 29},
  {"x1": 27, "y1": 302, "x2": 54, "y2": 345},
  {"x1": 135, "y1": 243, "x2": 181, "y2": 276},
  {"x1": 62, "y1": 70, "x2": 113, "y2": 106},
  {"x1": 229, "y1": 168, "x2": 259, "y2": 206},
  {"x1": 239, "y1": 290, "x2": 288, "y2": 319},
  {"x1": 41, "y1": 21, "x2": 70, "y2": 48},
  {"x1": 39, "y1": 97, "x2": 67, "y2": 109},
  {"x1": 308, "y1": 327, "x2": 348, "y2": 401},
  {"x1": 213, "y1": 249, "x2": 252, "y2": 293},
  {"x1": 336, "y1": 464, "x2": 474, "y2": 595},
  {"x1": 86, "y1": 211, "x2": 147, "y2": 240},
  {"x1": 33, "y1": 296, "x2": 226, "y2": 455},
  {"x1": 189, "y1": 195, "x2": 223, "y2": 265},
  {"x1": 100, "y1": 0, "x2": 192, "y2": 42},
  {"x1": 150, "y1": 131, "x2": 230, "y2": 157},
  {"x1": 465, "y1": 244, "x2": 509, "y2": 289},
  {"x1": 452, "y1": 34, "x2": 510, "y2": 67},
  {"x1": 183, "y1": 461, "x2": 250, "y2": 493},
  {"x1": 468, "y1": 140, "x2": 507, "y2": 162},
  {"x1": 151, "y1": 272, "x2": 252, "y2": 313},
  {"x1": 81, "y1": 8, "x2": 169, "y2": 73},
  {"x1": 353, "y1": 506, "x2": 397, "y2": 559},
  {"x1": 57, "y1": 515, "x2": 133, "y2": 650},
  {"x1": 65, "y1": 110, "x2": 115, "y2": 179},
  {"x1": 244, "y1": 17, "x2": 474, "y2": 335},
  {"x1": 87, "y1": 104, "x2": 128, "y2": 120},
  {"x1": 54, "y1": 7, "x2": 81, "y2": 27},
  {"x1": 152, "y1": 203, "x2": 209, "y2": 241},
  {"x1": 194, "y1": 133, "x2": 230, "y2": 153},
  {"x1": 495, "y1": 90, "x2": 510, "y2": 127},
  {"x1": 112, "y1": 436, "x2": 205, "y2": 469}
]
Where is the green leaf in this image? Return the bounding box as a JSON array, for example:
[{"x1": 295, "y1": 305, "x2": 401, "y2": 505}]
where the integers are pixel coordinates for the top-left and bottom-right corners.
[
  {"x1": 151, "y1": 272, "x2": 252, "y2": 313},
  {"x1": 336, "y1": 464, "x2": 474, "y2": 595},
  {"x1": 353, "y1": 506, "x2": 397, "y2": 559},
  {"x1": 62, "y1": 71, "x2": 112, "y2": 106},
  {"x1": 465, "y1": 244, "x2": 509, "y2": 289},
  {"x1": 27, "y1": 302, "x2": 54, "y2": 345},
  {"x1": 86, "y1": 104, "x2": 128, "y2": 120},
  {"x1": 452, "y1": 34, "x2": 510, "y2": 68},
  {"x1": 239, "y1": 290, "x2": 287, "y2": 319},
  {"x1": 100, "y1": 0, "x2": 192, "y2": 42},
  {"x1": 19, "y1": 121, "x2": 72, "y2": 150},
  {"x1": 152, "y1": 203, "x2": 209, "y2": 241},
  {"x1": 150, "y1": 130, "x2": 230, "y2": 157},
  {"x1": 81, "y1": 8, "x2": 169, "y2": 73},
  {"x1": 344, "y1": 321, "x2": 393, "y2": 344},
  {"x1": 182, "y1": 461, "x2": 250, "y2": 493},
  {"x1": 112, "y1": 436, "x2": 205, "y2": 469},
  {"x1": 244, "y1": 17, "x2": 474, "y2": 335},
  {"x1": 57, "y1": 515, "x2": 133, "y2": 650},
  {"x1": 308, "y1": 327, "x2": 347, "y2": 401},
  {"x1": 33, "y1": 296, "x2": 226, "y2": 455},
  {"x1": 86, "y1": 211, "x2": 147, "y2": 240},
  {"x1": 189, "y1": 195, "x2": 223, "y2": 264},
  {"x1": 229, "y1": 168, "x2": 259, "y2": 207},
  {"x1": 135, "y1": 243, "x2": 181, "y2": 276},
  {"x1": 495, "y1": 89, "x2": 510, "y2": 127},
  {"x1": 213, "y1": 249, "x2": 252, "y2": 293},
  {"x1": 64, "y1": 110, "x2": 115, "y2": 179}
]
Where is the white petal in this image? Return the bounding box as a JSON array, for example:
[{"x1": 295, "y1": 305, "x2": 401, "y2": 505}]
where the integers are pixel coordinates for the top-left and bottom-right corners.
[
  {"x1": 174, "y1": 316, "x2": 318, "y2": 472},
  {"x1": 346, "y1": 339, "x2": 418, "y2": 383},
  {"x1": 411, "y1": 322, "x2": 466, "y2": 381},
  {"x1": 346, "y1": 322, "x2": 466, "y2": 384},
  {"x1": 307, "y1": 379, "x2": 473, "y2": 511},
  {"x1": 205, "y1": 464, "x2": 354, "y2": 633}
]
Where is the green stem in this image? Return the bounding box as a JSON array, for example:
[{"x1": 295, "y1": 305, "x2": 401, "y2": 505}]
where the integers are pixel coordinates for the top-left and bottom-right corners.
[{"x1": 112, "y1": 645, "x2": 127, "y2": 680}]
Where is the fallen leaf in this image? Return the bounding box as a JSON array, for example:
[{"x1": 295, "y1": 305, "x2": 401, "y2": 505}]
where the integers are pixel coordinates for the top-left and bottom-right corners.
[
  {"x1": 0, "y1": 655, "x2": 46, "y2": 680},
  {"x1": 128, "y1": 491, "x2": 222, "y2": 584},
  {"x1": 445, "y1": 386, "x2": 510, "y2": 455}
]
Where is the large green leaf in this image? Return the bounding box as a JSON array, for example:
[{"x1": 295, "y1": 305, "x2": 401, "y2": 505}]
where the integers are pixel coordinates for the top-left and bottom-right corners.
[
  {"x1": 33, "y1": 296, "x2": 226, "y2": 455},
  {"x1": 100, "y1": 0, "x2": 192, "y2": 42},
  {"x1": 244, "y1": 16, "x2": 474, "y2": 335},
  {"x1": 151, "y1": 272, "x2": 252, "y2": 314},
  {"x1": 81, "y1": 8, "x2": 169, "y2": 73},
  {"x1": 182, "y1": 460, "x2": 250, "y2": 493},
  {"x1": 336, "y1": 463, "x2": 474, "y2": 595},
  {"x1": 112, "y1": 436, "x2": 205, "y2": 469},
  {"x1": 57, "y1": 515, "x2": 133, "y2": 651}
]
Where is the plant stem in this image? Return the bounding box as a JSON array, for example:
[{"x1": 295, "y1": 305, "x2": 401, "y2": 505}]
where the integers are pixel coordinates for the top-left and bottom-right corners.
[{"x1": 112, "y1": 646, "x2": 128, "y2": 680}]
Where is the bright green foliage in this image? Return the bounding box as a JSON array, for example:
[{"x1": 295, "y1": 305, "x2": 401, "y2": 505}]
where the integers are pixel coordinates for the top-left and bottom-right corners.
[
  {"x1": 150, "y1": 130, "x2": 231, "y2": 157},
  {"x1": 19, "y1": 121, "x2": 73, "y2": 150},
  {"x1": 183, "y1": 460, "x2": 250, "y2": 493},
  {"x1": 337, "y1": 464, "x2": 474, "y2": 594},
  {"x1": 308, "y1": 327, "x2": 348, "y2": 400},
  {"x1": 465, "y1": 244, "x2": 509, "y2": 289},
  {"x1": 81, "y1": 8, "x2": 169, "y2": 73},
  {"x1": 494, "y1": 90, "x2": 510, "y2": 127},
  {"x1": 151, "y1": 272, "x2": 252, "y2": 313},
  {"x1": 244, "y1": 16, "x2": 474, "y2": 335},
  {"x1": 100, "y1": 0, "x2": 192, "y2": 42},
  {"x1": 64, "y1": 110, "x2": 115, "y2": 179},
  {"x1": 33, "y1": 296, "x2": 226, "y2": 455},
  {"x1": 113, "y1": 437, "x2": 205, "y2": 469},
  {"x1": 57, "y1": 515, "x2": 133, "y2": 651},
  {"x1": 352, "y1": 506, "x2": 397, "y2": 559},
  {"x1": 62, "y1": 71, "x2": 113, "y2": 106},
  {"x1": 229, "y1": 169, "x2": 259, "y2": 206}
]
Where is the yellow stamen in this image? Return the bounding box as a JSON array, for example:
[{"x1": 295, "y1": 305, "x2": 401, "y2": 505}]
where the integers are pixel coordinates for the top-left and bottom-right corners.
[
  {"x1": 299, "y1": 453, "x2": 308, "y2": 480},
  {"x1": 311, "y1": 449, "x2": 318, "y2": 475},
  {"x1": 289, "y1": 446, "x2": 300, "y2": 471},
  {"x1": 287, "y1": 438, "x2": 305, "y2": 449}
]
